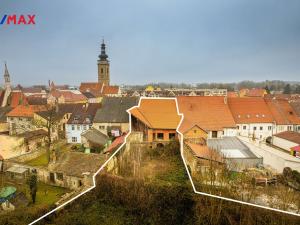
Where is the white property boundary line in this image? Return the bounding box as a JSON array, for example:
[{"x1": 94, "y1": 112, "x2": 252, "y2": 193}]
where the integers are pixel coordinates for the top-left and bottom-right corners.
[{"x1": 30, "y1": 97, "x2": 299, "y2": 224}]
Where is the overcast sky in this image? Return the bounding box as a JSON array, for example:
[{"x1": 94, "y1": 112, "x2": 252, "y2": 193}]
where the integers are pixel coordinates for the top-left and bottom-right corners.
[{"x1": 0, "y1": 0, "x2": 300, "y2": 86}]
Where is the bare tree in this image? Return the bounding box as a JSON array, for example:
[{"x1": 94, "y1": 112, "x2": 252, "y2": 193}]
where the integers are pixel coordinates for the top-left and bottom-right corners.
[{"x1": 33, "y1": 104, "x2": 59, "y2": 164}]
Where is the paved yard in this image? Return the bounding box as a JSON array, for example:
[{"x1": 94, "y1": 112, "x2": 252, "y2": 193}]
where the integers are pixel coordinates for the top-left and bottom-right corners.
[{"x1": 238, "y1": 136, "x2": 300, "y2": 173}]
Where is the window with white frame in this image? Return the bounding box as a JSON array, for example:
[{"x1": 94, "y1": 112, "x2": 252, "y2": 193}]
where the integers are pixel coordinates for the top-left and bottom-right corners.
[{"x1": 72, "y1": 137, "x2": 77, "y2": 142}]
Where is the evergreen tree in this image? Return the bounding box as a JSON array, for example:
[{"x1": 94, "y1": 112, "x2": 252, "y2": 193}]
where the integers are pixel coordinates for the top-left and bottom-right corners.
[
  {"x1": 28, "y1": 171, "x2": 38, "y2": 204},
  {"x1": 265, "y1": 85, "x2": 270, "y2": 94},
  {"x1": 283, "y1": 84, "x2": 291, "y2": 94},
  {"x1": 295, "y1": 85, "x2": 300, "y2": 94}
]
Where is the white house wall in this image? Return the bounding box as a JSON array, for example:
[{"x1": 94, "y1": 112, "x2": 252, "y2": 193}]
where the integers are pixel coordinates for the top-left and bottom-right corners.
[
  {"x1": 237, "y1": 123, "x2": 273, "y2": 140},
  {"x1": 66, "y1": 124, "x2": 92, "y2": 143}
]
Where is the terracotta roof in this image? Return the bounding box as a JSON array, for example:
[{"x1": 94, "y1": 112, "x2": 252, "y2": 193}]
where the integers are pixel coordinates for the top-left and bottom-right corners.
[
  {"x1": 50, "y1": 90, "x2": 87, "y2": 102},
  {"x1": 185, "y1": 142, "x2": 223, "y2": 163},
  {"x1": 6, "y1": 105, "x2": 46, "y2": 118},
  {"x1": 265, "y1": 99, "x2": 300, "y2": 125},
  {"x1": 0, "y1": 90, "x2": 4, "y2": 106},
  {"x1": 177, "y1": 96, "x2": 236, "y2": 133},
  {"x1": 246, "y1": 88, "x2": 266, "y2": 97},
  {"x1": 129, "y1": 98, "x2": 181, "y2": 129},
  {"x1": 227, "y1": 91, "x2": 238, "y2": 98},
  {"x1": 9, "y1": 91, "x2": 28, "y2": 108},
  {"x1": 105, "y1": 134, "x2": 126, "y2": 153},
  {"x1": 274, "y1": 131, "x2": 300, "y2": 145},
  {"x1": 102, "y1": 85, "x2": 119, "y2": 95},
  {"x1": 26, "y1": 97, "x2": 47, "y2": 105},
  {"x1": 290, "y1": 101, "x2": 300, "y2": 117},
  {"x1": 228, "y1": 97, "x2": 274, "y2": 123},
  {"x1": 79, "y1": 82, "x2": 104, "y2": 93}
]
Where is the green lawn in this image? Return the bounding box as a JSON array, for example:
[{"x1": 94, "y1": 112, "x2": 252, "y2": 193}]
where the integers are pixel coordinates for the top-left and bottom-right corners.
[
  {"x1": 33, "y1": 182, "x2": 67, "y2": 205},
  {"x1": 26, "y1": 153, "x2": 48, "y2": 167}
]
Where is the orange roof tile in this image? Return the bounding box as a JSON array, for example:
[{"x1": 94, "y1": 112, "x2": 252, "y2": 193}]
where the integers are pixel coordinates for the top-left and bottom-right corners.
[
  {"x1": 228, "y1": 97, "x2": 274, "y2": 123},
  {"x1": 227, "y1": 91, "x2": 238, "y2": 98},
  {"x1": 265, "y1": 99, "x2": 300, "y2": 125},
  {"x1": 102, "y1": 86, "x2": 119, "y2": 95},
  {"x1": 177, "y1": 96, "x2": 236, "y2": 133},
  {"x1": 6, "y1": 105, "x2": 46, "y2": 118},
  {"x1": 129, "y1": 99, "x2": 181, "y2": 129}
]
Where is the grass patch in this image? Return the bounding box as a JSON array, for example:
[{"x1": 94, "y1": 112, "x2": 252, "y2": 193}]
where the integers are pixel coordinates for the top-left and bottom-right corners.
[
  {"x1": 33, "y1": 182, "x2": 67, "y2": 205},
  {"x1": 26, "y1": 153, "x2": 48, "y2": 167},
  {"x1": 154, "y1": 156, "x2": 189, "y2": 184}
]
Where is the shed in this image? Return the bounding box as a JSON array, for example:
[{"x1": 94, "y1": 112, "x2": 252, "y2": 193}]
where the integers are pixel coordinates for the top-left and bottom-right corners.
[{"x1": 6, "y1": 166, "x2": 29, "y2": 180}]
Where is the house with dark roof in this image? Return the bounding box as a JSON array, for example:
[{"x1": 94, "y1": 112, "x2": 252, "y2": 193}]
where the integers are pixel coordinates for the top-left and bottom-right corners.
[
  {"x1": 34, "y1": 103, "x2": 85, "y2": 140},
  {"x1": 46, "y1": 151, "x2": 107, "y2": 189},
  {"x1": 65, "y1": 103, "x2": 101, "y2": 143},
  {"x1": 93, "y1": 97, "x2": 139, "y2": 136},
  {"x1": 81, "y1": 127, "x2": 109, "y2": 150}
]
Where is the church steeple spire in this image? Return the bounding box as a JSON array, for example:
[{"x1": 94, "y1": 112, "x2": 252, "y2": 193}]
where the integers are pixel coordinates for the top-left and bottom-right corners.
[
  {"x1": 99, "y1": 39, "x2": 108, "y2": 61},
  {"x1": 97, "y1": 39, "x2": 110, "y2": 85},
  {"x1": 4, "y1": 62, "x2": 11, "y2": 89}
]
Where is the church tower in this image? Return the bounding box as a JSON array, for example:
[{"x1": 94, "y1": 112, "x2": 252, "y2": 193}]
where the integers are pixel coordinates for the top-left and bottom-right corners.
[
  {"x1": 97, "y1": 40, "x2": 110, "y2": 85},
  {"x1": 4, "y1": 62, "x2": 11, "y2": 90},
  {"x1": 1, "y1": 62, "x2": 12, "y2": 107}
]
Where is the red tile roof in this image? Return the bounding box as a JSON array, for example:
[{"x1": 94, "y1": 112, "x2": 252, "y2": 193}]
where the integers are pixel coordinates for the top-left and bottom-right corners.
[
  {"x1": 6, "y1": 105, "x2": 46, "y2": 118},
  {"x1": 265, "y1": 99, "x2": 300, "y2": 125},
  {"x1": 9, "y1": 91, "x2": 28, "y2": 108},
  {"x1": 102, "y1": 85, "x2": 119, "y2": 95},
  {"x1": 79, "y1": 82, "x2": 103, "y2": 93},
  {"x1": 228, "y1": 97, "x2": 274, "y2": 123},
  {"x1": 50, "y1": 90, "x2": 87, "y2": 102},
  {"x1": 105, "y1": 134, "x2": 126, "y2": 153},
  {"x1": 79, "y1": 82, "x2": 120, "y2": 96},
  {"x1": 177, "y1": 96, "x2": 236, "y2": 133}
]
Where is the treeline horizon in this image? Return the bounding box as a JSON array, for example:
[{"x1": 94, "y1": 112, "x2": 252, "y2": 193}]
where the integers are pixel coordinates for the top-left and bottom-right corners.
[{"x1": 124, "y1": 80, "x2": 300, "y2": 93}]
